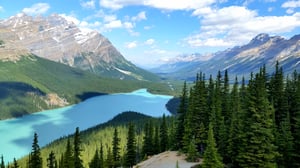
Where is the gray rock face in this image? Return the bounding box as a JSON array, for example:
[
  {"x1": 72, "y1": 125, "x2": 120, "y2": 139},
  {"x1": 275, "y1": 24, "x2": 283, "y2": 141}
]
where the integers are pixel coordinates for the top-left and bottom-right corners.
[
  {"x1": 152, "y1": 34, "x2": 300, "y2": 80},
  {"x1": 0, "y1": 13, "x2": 157, "y2": 80}
]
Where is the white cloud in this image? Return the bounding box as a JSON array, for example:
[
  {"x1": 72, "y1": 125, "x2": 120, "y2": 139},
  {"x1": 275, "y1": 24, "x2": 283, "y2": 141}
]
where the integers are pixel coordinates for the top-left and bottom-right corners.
[
  {"x1": 22, "y1": 3, "x2": 50, "y2": 15},
  {"x1": 124, "y1": 22, "x2": 134, "y2": 29},
  {"x1": 132, "y1": 11, "x2": 147, "y2": 21},
  {"x1": 104, "y1": 20, "x2": 123, "y2": 29},
  {"x1": 186, "y1": 6, "x2": 300, "y2": 48},
  {"x1": 145, "y1": 39, "x2": 155, "y2": 45},
  {"x1": 80, "y1": 0, "x2": 96, "y2": 9},
  {"x1": 282, "y1": 0, "x2": 300, "y2": 8},
  {"x1": 99, "y1": 0, "x2": 215, "y2": 10},
  {"x1": 103, "y1": 15, "x2": 117, "y2": 22},
  {"x1": 282, "y1": 0, "x2": 300, "y2": 14},
  {"x1": 126, "y1": 41, "x2": 138, "y2": 48}
]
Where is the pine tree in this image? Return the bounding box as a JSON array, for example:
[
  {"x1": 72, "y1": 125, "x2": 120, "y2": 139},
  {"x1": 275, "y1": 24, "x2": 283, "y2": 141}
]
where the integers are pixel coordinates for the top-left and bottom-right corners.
[
  {"x1": 29, "y1": 132, "x2": 42, "y2": 168},
  {"x1": 160, "y1": 114, "x2": 168, "y2": 152},
  {"x1": 0, "y1": 155, "x2": 5, "y2": 168},
  {"x1": 227, "y1": 77, "x2": 243, "y2": 167},
  {"x1": 289, "y1": 71, "x2": 300, "y2": 166},
  {"x1": 202, "y1": 123, "x2": 223, "y2": 168},
  {"x1": 142, "y1": 121, "x2": 154, "y2": 156},
  {"x1": 99, "y1": 143, "x2": 104, "y2": 168},
  {"x1": 182, "y1": 88, "x2": 194, "y2": 153},
  {"x1": 106, "y1": 147, "x2": 113, "y2": 168},
  {"x1": 89, "y1": 149, "x2": 100, "y2": 168},
  {"x1": 153, "y1": 125, "x2": 160, "y2": 154},
  {"x1": 125, "y1": 123, "x2": 136, "y2": 168},
  {"x1": 237, "y1": 69, "x2": 278, "y2": 167},
  {"x1": 175, "y1": 81, "x2": 188, "y2": 150},
  {"x1": 73, "y1": 127, "x2": 83, "y2": 168},
  {"x1": 112, "y1": 128, "x2": 121, "y2": 167},
  {"x1": 63, "y1": 138, "x2": 74, "y2": 168},
  {"x1": 47, "y1": 151, "x2": 57, "y2": 168},
  {"x1": 12, "y1": 158, "x2": 19, "y2": 168}
]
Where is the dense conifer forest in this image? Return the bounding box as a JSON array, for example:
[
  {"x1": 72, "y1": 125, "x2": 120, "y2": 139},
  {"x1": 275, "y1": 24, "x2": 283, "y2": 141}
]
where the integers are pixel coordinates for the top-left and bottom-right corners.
[{"x1": 1, "y1": 62, "x2": 300, "y2": 167}]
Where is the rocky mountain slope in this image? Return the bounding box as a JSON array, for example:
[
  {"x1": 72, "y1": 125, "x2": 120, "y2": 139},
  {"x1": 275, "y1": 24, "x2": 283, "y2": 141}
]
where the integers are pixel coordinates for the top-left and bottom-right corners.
[
  {"x1": 152, "y1": 33, "x2": 300, "y2": 80},
  {"x1": 0, "y1": 54, "x2": 172, "y2": 119},
  {"x1": 0, "y1": 13, "x2": 159, "y2": 81}
]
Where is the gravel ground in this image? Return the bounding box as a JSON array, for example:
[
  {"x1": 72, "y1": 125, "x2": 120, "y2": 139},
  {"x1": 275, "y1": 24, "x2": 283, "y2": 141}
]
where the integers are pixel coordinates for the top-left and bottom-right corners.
[{"x1": 134, "y1": 151, "x2": 202, "y2": 168}]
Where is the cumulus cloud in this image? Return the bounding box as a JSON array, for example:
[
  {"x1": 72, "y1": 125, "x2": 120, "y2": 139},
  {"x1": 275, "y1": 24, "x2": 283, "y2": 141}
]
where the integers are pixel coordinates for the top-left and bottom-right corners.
[
  {"x1": 80, "y1": 0, "x2": 96, "y2": 9},
  {"x1": 99, "y1": 0, "x2": 215, "y2": 10},
  {"x1": 282, "y1": 0, "x2": 300, "y2": 14},
  {"x1": 186, "y1": 6, "x2": 300, "y2": 48},
  {"x1": 145, "y1": 39, "x2": 155, "y2": 45},
  {"x1": 104, "y1": 20, "x2": 123, "y2": 29},
  {"x1": 126, "y1": 41, "x2": 138, "y2": 48},
  {"x1": 22, "y1": 3, "x2": 50, "y2": 15},
  {"x1": 282, "y1": 0, "x2": 300, "y2": 8},
  {"x1": 132, "y1": 11, "x2": 147, "y2": 21}
]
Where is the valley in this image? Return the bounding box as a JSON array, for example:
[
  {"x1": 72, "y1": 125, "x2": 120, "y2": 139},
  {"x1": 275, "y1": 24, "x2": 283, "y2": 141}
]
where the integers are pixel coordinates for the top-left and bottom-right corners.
[
  {"x1": 0, "y1": 3, "x2": 300, "y2": 167},
  {"x1": 0, "y1": 89, "x2": 172, "y2": 162}
]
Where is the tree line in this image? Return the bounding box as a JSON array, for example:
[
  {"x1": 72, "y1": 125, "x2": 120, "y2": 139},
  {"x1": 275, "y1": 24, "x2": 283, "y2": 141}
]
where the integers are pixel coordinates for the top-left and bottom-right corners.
[
  {"x1": 175, "y1": 62, "x2": 300, "y2": 167},
  {"x1": 1, "y1": 62, "x2": 300, "y2": 167}
]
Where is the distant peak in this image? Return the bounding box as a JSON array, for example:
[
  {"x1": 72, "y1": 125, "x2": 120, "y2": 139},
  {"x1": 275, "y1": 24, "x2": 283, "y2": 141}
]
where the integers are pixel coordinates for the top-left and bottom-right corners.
[{"x1": 253, "y1": 33, "x2": 270, "y2": 42}]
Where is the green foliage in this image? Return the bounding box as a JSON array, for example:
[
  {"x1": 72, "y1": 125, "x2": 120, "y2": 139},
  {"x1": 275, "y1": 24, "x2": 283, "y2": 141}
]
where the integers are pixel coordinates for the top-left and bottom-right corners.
[
  {"x1": 73, "y1": 127, "x2": 84, "y2": 168},
  {"x1": 124, "y1": 123, "x2": 136, "y2": 167},
  {"x1": 160, "y1": 114, "x2": 168, "y2": 152},
  {"x1": 112, "y1": 128, "x2": 121, "y2": 167},
  {"x1": 29, "y1": 133, "x2": 43, "y2": 168},
  {"x1": 47, "y1": 151, "x2": 57, "y2": 168},
  {"x1": 202, "y1": 123, "x2": 223, "y2": 168}
]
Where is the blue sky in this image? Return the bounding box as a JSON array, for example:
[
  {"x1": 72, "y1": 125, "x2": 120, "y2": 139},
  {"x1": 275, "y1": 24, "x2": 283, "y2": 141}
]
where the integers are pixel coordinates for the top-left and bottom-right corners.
[{"x1": 1, "y1": 0, "x2": 300, "y2": 67}]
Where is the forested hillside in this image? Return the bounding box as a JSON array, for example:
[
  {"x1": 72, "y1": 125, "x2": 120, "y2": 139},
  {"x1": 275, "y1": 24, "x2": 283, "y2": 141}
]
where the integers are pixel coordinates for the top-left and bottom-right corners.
[{"x1": 1, "y1": 62, "x2": 300, "y2": 168}]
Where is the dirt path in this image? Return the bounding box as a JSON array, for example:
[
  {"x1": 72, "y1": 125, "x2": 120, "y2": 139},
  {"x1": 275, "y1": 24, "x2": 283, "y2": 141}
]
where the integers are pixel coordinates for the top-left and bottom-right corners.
[{"x1": 134, "y1": 151, "x2": 202, "y2": 168}]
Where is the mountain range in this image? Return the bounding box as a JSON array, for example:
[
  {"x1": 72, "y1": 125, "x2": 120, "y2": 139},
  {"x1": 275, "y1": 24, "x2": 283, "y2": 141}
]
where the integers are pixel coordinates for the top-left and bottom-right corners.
[
  {"x1": 0, "y1": 13, "x2": 158, "y2": 81},
  {"x1": 151, "y1": 33, "x2": 300, "y2": 80}
]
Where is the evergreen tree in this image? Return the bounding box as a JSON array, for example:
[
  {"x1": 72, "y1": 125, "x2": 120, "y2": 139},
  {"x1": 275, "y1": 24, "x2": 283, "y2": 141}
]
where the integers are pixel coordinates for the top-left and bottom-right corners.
[
  {"x1": 269, "y1": 61, "x2": 285, "y2": 126},
  {"x1": 99, "y1": 143, "x2": 104, "y2": 168},
  {"x1": 175, "y1": 81, "x2": 188, "y2": 150},
  {"x1": 0, "y1": 155, "x2": 4, "y2": 168},
  {"x1": 288, "y1": 71, "x2": 300, "y2": 166},
  {"x1": 182, "y1": 88, "x2": 194, "y2": 153},
  {"x1": 227, "y1": 77, "x2": 243, "y2": 167},
  {"x1": 73, "y1": 127, "x2": 83, "y2": 168},
  {"x1": 47, "y1": 151, "x2": 57, "y2": 168},
  {"x1": 237, "y1": 69, "x2": 278, "y2": 167},
  {"x1": 29, "y1": 132, "x2": 42, "y2": 168},
  {"x1": 160, "y1": 114, "x2": 168, "y2": 152},
  {"x1": 12, "y1": 158, "x2": 19, "y2": 168},
  {"x1": 202, "y1": 123, "x2": 223, "y2": 168},
  {"x1": 142, "y1": 121, "x2": 154, "y2": 156},
  {"x1": 276, "y1": 112, "x2": 294, "y2": 168},
  {"x1": 112, "y1": 128, "x2": 121, "y2": 167},
  {"x1": 63, "y1": 138, "x2": 74, "y2": 168},
  {"x1": 125, "y1": 123, "x2": 136, "y2": 168},
  {"x1": 153, "y1": 125, "x2": 160, "y2": 154},
  {"x1": 89, "y1": 149, "x2": 100, "y2": 168},
  {"x1": 106, "y1": 147, "x2": 113, "y2": 168}
]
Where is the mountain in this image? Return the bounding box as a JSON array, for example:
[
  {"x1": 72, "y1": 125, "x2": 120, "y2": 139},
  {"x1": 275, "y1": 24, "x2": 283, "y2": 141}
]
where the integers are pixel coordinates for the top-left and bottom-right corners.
[
  {"x1": 0, "y1": 13, "x2": 159, "y2": 81},
  {"x1": 152, "y1": 33, "x2": 300, "y2": 80},
  {"x1": 0, "y1": 54, "x2": 172, "y2": 119}
]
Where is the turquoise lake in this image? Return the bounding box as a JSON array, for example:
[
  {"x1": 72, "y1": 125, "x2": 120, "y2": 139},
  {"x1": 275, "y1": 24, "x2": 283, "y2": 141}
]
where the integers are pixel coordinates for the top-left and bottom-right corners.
[{"x1": 0, "y1": 89, "x2": 172, "y2": 161}]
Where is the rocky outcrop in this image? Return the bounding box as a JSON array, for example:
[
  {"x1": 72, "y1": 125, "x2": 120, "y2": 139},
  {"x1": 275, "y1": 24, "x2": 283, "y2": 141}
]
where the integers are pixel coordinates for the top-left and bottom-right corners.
[{"x1": 0, "y1": 13, "x2": 158, "y2": 81}]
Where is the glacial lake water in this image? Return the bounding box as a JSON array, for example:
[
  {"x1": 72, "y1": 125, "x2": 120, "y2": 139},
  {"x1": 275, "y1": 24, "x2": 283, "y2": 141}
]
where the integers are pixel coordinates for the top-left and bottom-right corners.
[{"x1": 0, "y1": 89, "x2": 172, "y2": 161}]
